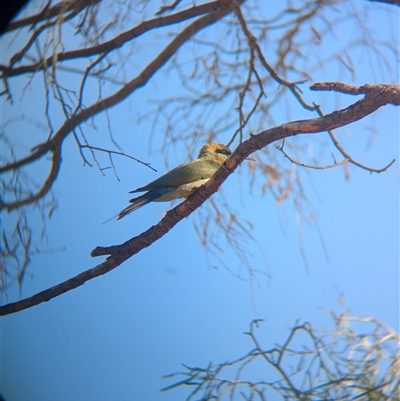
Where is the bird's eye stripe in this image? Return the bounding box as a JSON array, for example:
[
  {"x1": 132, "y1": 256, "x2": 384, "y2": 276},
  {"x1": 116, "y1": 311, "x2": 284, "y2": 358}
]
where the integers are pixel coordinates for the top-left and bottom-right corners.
[{"x1": 216, "y1": 149, "x2": 231, "y2": 155}]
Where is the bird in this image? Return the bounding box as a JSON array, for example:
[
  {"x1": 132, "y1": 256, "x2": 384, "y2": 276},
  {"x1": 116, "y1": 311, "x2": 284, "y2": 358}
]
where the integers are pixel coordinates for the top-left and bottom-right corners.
[{"x1": 111, "y1": 143, "x2": 232, "y2": 221}]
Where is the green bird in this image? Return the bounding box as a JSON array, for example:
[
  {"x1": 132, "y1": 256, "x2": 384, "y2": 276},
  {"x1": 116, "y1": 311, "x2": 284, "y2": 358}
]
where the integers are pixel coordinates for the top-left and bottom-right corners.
[{"x1": 115, "y1": 143, "x2": 231, "y2": 220}]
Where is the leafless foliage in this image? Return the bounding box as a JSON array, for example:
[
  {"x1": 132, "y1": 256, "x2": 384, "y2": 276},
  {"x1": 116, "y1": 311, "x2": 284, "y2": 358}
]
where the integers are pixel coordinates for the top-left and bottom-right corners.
[
  {"x1": 0, "y1": 0, "x2": 398, "y2": 291},
  {"x1": 162, "y1": 312, "x2": 399, "y2": 400}
]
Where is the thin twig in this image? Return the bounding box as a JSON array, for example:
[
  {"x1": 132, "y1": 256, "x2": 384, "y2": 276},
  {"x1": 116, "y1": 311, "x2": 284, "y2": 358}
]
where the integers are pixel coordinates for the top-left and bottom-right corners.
[{"x1": 80, "y1": 145, "x2": 157, "y2": 172}]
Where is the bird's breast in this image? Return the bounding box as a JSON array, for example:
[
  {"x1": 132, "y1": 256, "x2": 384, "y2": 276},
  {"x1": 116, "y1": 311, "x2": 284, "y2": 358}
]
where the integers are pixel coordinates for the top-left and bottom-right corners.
[{"x1": 154, "y1": 178, "x2": 210, "y2": 202}]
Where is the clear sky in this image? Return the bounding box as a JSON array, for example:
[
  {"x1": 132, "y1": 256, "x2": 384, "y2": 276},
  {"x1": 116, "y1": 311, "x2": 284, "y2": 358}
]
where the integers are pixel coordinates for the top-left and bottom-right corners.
[{"x1": 1, "y1": 1, "x2": 399, "y2": 400}]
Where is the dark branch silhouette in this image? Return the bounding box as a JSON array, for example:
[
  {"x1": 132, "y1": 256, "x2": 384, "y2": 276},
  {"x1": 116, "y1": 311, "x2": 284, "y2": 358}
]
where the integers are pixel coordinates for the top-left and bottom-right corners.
[{"x1": 1, "y1": 1, "x2": 229, "y2": 76}]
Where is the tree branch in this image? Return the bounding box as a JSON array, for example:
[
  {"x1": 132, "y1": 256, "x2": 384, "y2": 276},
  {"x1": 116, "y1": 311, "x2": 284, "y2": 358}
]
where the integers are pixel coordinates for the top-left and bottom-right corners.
[
  {"x1": 1, "y1": 82, "x2": 398, "y2": 315},
  {"x1": 0, "y1": 142, "x2": 62, "y2": 212},
  {"x1": 3, "y1": 0, "x2": 100, "y2": 33},
  {"x1": 1, "y1": 1, "x2": 232, "y2": 77},
  {"x1": 233, "y1": 4, "x2": 316, "y2": 111},
  {"x1": 0, "y1": 0, "x2": 244, "y2": 175},
  {"x1": 367, "y1": 0, "x2": 400, "y2": 6}
]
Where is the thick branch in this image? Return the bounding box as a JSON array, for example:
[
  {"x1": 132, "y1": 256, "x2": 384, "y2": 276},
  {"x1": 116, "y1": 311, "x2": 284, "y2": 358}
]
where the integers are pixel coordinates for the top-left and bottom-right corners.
[{"x1": 0, "y1": 83, "x2": 398, "y2": 315}]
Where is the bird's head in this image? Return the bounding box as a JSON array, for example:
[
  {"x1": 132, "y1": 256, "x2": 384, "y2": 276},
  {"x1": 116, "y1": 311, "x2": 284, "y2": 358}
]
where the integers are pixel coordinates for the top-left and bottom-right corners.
[{"x1": 197, "y1": 143, "x2": 232, "y2": 165}]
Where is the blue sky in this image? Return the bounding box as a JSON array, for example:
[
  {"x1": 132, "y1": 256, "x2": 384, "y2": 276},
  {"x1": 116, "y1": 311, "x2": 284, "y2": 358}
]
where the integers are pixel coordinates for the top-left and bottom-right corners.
[{"x1": 1, "y1": 1, "x2": 399, "y2": 400}]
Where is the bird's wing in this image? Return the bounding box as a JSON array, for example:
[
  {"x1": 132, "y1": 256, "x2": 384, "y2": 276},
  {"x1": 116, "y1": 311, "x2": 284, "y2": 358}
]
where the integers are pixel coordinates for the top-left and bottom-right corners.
[{"x1": 130, "y1": 159, "x2": 221, "y2": 193}]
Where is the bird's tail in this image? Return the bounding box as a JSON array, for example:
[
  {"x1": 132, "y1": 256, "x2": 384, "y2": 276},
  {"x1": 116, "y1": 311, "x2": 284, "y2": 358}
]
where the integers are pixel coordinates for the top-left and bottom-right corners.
[
  {"x1": 117, "y1": 192, "x2": 151, "y2": 220},
  {"x1": 101, "y1": 191, "x2": 159, "y2": 224}
]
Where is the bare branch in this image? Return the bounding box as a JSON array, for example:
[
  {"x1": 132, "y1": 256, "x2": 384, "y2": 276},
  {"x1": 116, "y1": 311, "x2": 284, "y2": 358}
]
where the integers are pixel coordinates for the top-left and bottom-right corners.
[
  {"x1": 309, "y1": 86, "x2": 399, "y2": 172},
  {"x1": 276, "y1": 134, "x2": 396, "y2": 173},
  {"x1": 156, "y1": 0, "x2": 184, "y2": 15},
  {"x1": 3, "y1": 0, "x2": 100, "y2": 33},
  {"x1": 160, "y1": 314, "x2": 399, "y2": 399},
  {"x1": 276, "y1": 139, "x2": 351, "y2": 170},
  {"x1": 311, "y1": 81, "x2": 400, "y2": 102},
  {"x1": 327, "y1": 130, "x2": 396, "y2": 173},
  {"x1": 233, "y1": 4, "x2": 316, "y2": 111},
  {"x1": 8, "y1": 7, "x2": 85, "y2": 67},
  {"x1": 1, "y1": 0, "x2": 245, "y2": 176},
  {"x1": 1, "y1": 82, "x2": 397, "y2": 315},
  {"x1": 1, "y1": 1, "x2": 233, "y2": 78},
  {"x1": 0, "y1": 143, "x2": 62, "y2": 212},
  {"x1": 80, "y1": 145, "x2": 157, "y2": 172}
]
